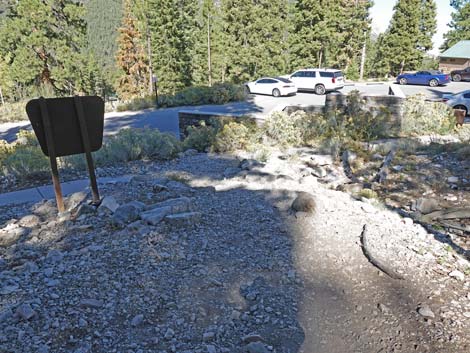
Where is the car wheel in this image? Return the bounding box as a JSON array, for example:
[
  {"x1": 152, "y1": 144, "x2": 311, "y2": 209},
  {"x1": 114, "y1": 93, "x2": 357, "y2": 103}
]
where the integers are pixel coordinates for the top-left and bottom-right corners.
[
  {"x1": 314, "y1": 84, "x2": 326, "y2": 95},
  {"x1": 272, "y1": 88, "x2": 281, "y2": 97},
  {"x1": 399, "y1": 78, "x2": 407, "y2": 85},
  {"x1": 454, "y1": 105, "x2": 468, "y2": 116},
  {"x1": 452, "y1": 74, "x2": 462, "y2": 82},
  {"x1": 429, "y1": 79, "x2": 438, "y2": 87}
]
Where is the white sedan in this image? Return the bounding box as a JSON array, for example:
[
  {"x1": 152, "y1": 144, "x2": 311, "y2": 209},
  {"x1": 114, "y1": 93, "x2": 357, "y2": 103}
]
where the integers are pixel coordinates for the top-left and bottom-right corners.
[
  {"x1": 442, "y1": 90, "x2": 470, "y2": 116},
  {"x1": 245, "y1": 77, "x2": 297, "y2": 97}
]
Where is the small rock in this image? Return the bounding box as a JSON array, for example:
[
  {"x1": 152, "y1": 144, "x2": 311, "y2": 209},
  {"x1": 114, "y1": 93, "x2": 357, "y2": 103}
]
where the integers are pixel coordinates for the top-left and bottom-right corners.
[
  {"x1": 240, "y1": 159, "x2": 263, "y2": 170},
  {"x1": 66, "y1": 191, "x2": 89, "y2": 211},
  {"x1": 18, "y1": 214, "x2": 41, "y2": 228},
  {"x1": 46, "y1": 249, "x2": 64, "y2": 263},
  {"x1": 242, "y1": 333, "x2": 264, "y2": 343},
  {"x1": 371, "y1": 153, "x2": 383, "y2": 161},
  {"x1": 142, "y1": 197, "x2": 192, "y2": 225},
  {"x1": 417, "y1": 304, "x2": 435, "y2": 319},
  {"x1": 206, "y1": 344, "x2": 217, "y2": 353},
  {"x1": 15, "y1": 303, "x2": 35, "y2": 321},
  {"x1": 245, "y1": 342, "x2": 269, "y2": 353},
  {"x1": 99, "y1": 196, "x2": 120, "y2": 213},
  {"x1": 164, "y1": 328, "x2": 175, "y2": 340},
  {"x1": 131, "y1": 314, "x2": 144, "y2": 327},
  {"x1": 203, "y1": 331, "x2": 215, "y2": 341},
  {"x1": 0, "y1": 224, "x2": 27, "y2": 247},
  {"x1": 392, "y1": 165, "x2": 404, "y2": 172},
  {"x1": 311, "y1": 166, "x2": 327, "y2": 178},
  {"x1": 73, "y1": 203, "x2": 96, "y2": 218},
  {"x1": 463, "y1": 312, "x2": 470, "y2": 318},
  {"x1": 413, "y1": 198, "x2": 440, "y2": 215},
  {"x1": 183, "y1": 149, "x2": 198, "y2": 157},
  {"x1": 291, "y1": 192, "x2": 316, "y2": 213},
  {"x1": 449, "y1": 270, "x2": 465, "y2": 281},
  {"x1": 0, "y1": 284, "x2": 19, "y2": 295},
  {"x1": 223, "y1": 167, "x2": 242, "y2": 178},
  {"x1": 308, "y1": 154, "x2": 333, "y2": 166},
  {"x1": 79, "y1": 299, "x2": 103, "y2": 309},
  {"x1": 112, "y1": 203, "x2": 141, "y2": 226},
  {"x1": 447, "y1": 176, "x2": 459, "y2": 183},
  {"x1": 165, "y1": 212, "x2": 201, "y2": 226}
]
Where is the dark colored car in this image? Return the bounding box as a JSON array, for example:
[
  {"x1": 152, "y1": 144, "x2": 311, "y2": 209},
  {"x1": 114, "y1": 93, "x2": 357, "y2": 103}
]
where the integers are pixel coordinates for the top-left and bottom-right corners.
[
  {"x1": 450, "y1": 67, "x2": 470, "y2": 82},
  {"x1": 396, "y1": 70, "x2": 450, "y2": 87}
]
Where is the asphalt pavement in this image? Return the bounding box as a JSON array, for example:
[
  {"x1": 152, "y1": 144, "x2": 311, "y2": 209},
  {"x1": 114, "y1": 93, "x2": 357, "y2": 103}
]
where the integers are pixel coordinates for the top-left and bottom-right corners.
[{"x1": 1, "y1": 81, "x2": 468, "y2": 143}]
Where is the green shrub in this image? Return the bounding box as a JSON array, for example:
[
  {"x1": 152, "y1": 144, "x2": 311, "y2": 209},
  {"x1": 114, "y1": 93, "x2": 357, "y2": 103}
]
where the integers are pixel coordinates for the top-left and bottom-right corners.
[
  {"x1": 2, "y1": 145, "x2": 49, "y2": 178},
  {"x1": 262, "y1": 111, "x2": 303, "y2": 147},
  {"x1": 401, "y1": 94, "x2": 455, "y2": 136},
  {"x1": 0, "y1": 101, "x2": 28, "y2": 123},
  {"x1": 212, "y1": 121, "x2": 258, "y2": 152},
  {"x1": 117, "y1": 83, "x2": 246, "y2": 111},
  {"x1": 183, "y1": 122, "x2": 218, "y2": 152},
  {"x1": 96, "y1": 128, "x2": 182, "y2": 165},
  {"x1": 116, "y1": 96, "x2": 156, "y2": 112}
]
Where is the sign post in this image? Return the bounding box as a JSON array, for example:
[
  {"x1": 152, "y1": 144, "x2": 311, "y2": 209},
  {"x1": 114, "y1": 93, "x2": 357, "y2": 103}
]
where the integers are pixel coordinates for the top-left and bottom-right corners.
[
  {"x1": 26, "y1": 96, "x2": 105, "y2": 213},
  {"x1": 152, "y1": 74, "x2": 158, "y2": 108}
]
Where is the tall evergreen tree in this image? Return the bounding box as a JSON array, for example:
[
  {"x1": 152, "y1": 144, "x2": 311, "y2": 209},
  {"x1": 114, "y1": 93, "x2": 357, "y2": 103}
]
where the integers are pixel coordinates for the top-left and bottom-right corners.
[
  {"x1": 148, "y1": 0, "x2": 197, "y2": 94},
  {"x1": 376, "y1": 0, "x2": 436, "y2": 75},
  {"x1": 115, "y1": 0, "x2": 149, "y2": 100},
  {"x1": 0, "y1": 0, "x2": 101, "y2": 98},
  {"x1": 85, "y1": 0, "x2": 123, "y2": 95},
  {"x1": 442, "y1": 0, "x2": 470, "y2": 50},
  {"x1": 221, "y1": 0, "x2": 289, "y2": 83},
  {"x1": 192, "y1": 0, "x2": 225, "y2": 85}
]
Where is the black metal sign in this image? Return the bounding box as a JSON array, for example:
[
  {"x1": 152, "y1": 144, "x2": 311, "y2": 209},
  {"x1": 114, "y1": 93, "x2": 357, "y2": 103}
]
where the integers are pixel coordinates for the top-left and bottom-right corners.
[{"x1": 26, "y1": 96, "x2": 104, "y2": 213}]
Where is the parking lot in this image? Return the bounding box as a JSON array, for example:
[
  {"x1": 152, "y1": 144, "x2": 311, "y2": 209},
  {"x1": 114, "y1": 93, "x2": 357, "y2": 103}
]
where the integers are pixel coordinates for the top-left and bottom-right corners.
[
  {"x1": 1, "y1": 81, "x2": 469, "y2": 143},
  {"x1": 253, "y1": 81, "x2": 470, "y2": 109}
]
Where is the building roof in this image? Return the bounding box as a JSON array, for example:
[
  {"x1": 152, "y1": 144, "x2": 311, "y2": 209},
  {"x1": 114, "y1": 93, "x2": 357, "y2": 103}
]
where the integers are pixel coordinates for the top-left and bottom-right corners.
[{"x1": 440, "y1": 40, "x2": 470, "y2": 59}]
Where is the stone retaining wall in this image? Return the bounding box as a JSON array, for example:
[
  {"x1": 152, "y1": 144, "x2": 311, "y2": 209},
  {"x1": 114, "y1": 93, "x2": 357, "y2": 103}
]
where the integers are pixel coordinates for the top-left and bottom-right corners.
[{"x1": 178, "y1": 111, "x2": 263, "y2": 139}]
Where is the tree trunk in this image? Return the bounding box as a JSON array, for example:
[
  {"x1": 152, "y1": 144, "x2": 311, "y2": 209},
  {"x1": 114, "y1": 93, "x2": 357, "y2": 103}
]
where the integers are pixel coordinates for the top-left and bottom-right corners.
[
  {"x1": 207, "y1": 13, "x2": 212, "y2": 87},
  {"x1": 147, "y1": 30, "x2": 153, "y2": 95},
  {"x1": 359, "y1": 33, "x2": 367, "y2": 80},
  {"x1": 0, "y1": 85, "x2": 4, "y2": 107}
]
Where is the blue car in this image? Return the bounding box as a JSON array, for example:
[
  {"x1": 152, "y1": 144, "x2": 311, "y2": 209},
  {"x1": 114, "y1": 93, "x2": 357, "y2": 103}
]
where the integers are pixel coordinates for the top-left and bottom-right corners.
[{"x1": 397, "y1": 70, "x2": 450, "y2": 87}]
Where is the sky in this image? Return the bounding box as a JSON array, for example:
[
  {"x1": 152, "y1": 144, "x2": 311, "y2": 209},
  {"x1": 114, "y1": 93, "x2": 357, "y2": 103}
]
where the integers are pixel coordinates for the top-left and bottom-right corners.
[{"x1": 370, "y1": 0, "x2": 454, "y2": 55}]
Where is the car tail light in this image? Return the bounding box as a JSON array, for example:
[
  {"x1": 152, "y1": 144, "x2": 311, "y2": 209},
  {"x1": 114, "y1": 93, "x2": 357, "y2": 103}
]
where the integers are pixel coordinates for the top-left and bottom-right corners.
[{"x1": 332, "y1": 77, "x2": 336, "y2": 84}]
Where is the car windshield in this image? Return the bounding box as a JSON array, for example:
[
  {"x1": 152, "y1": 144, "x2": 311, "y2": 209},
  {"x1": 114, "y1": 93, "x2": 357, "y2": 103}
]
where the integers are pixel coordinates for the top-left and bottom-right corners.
[
  {"x1": 276, "y1": 77, "x2": 292, "y2": 83},
  {"x1": 429, "y1": 70, "x2": 442, "y2": 75},
  {"x1": 334, "y1": 71, "x2": 343, "y2": 78}
]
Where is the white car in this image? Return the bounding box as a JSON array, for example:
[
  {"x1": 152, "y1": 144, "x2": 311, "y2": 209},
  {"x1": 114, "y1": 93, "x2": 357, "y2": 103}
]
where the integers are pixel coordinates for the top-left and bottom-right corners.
[
  {"x1": 442, "y1": 90, "x2": 470, "y2": 116},
  {"x1": 245, "y1": 77, "x2": 297, "y2": 97},
  {"x1": 288, "y1": 68, "x2": 344, "y2": 95}
]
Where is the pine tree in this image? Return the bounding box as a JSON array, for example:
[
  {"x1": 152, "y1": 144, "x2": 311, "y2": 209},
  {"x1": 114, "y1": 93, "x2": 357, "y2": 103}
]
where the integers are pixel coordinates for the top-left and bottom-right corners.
[
  {"x1": 442, "y1": 0, "x2": 470, "y2": 50},
  {"x1": 419, "y1": 0, "x2": 437, "y2": 53},
  {"x1": 289, "y1": 0, "x2": 326, "y2": 69},
  {"x1": 115, "y1": 0, "x2": 149, "y2": 100},
  {"x1": 85, "y1": 0, "x2": 123, "y2": 95},
  {"x1": 0, "y1": 0, "x2": 101, "y2": 98},
  {"x1": 148, "y1": 0, "x2": 197, "y2": 94},
  {"x1": 376, "y1": 0, "x2": 434, "y2": 75},
  {"x1": 221, "y1": 0, "x2": 289, "y2": 83}
]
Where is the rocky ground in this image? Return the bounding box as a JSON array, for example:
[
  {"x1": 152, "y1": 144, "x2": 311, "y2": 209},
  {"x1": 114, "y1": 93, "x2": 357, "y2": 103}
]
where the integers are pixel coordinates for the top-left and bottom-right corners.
[{"x1": 0, "y1": 148, "x2": 469, "y2": 353}]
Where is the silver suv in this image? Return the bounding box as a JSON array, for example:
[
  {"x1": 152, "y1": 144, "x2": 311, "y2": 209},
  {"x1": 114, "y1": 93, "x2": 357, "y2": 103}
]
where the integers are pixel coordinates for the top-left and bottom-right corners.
[{"x1": 288, "y1": 68, "x2": 344, "y2": 95}]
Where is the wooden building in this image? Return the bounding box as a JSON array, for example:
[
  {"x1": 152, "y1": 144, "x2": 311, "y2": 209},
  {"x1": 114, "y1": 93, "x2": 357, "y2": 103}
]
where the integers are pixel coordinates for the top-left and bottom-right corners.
[{"x1": 439, "y1": 40, "x2": 470, "y2": 73}]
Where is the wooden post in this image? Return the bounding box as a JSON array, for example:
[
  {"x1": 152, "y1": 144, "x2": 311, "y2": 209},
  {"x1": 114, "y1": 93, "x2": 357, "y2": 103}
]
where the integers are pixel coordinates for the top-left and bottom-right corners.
[
  {"x1": 38, "y1": 98, "x2": 65, "y2": 213},
  {"x1": 73, "y1": 96, "x2": 100, "y2": 205}
]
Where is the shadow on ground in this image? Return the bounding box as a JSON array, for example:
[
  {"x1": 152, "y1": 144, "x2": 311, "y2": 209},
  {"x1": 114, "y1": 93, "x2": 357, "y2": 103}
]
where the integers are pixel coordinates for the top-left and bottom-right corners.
[{"x1": 0, "y1": 153, "x2": 467, "y2": 352}]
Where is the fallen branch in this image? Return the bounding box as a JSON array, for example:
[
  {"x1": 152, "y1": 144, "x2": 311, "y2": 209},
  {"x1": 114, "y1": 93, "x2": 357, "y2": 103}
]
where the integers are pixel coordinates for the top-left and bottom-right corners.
[
  {"x1": 373, "y1": 148, "x2": 396, "y2": 184},
  {"x1": 341, "y1": 150, "x2": 359, "y2": 183},
  {"x1": 440, "y1": 221, "x2": 470, "y2": 236},
  {"x1": 421, "y1": 207, "x2": 470, "y2": 223},
  {"x1": 360, "y1": 224, "x2": 404, "y2": 280}
]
